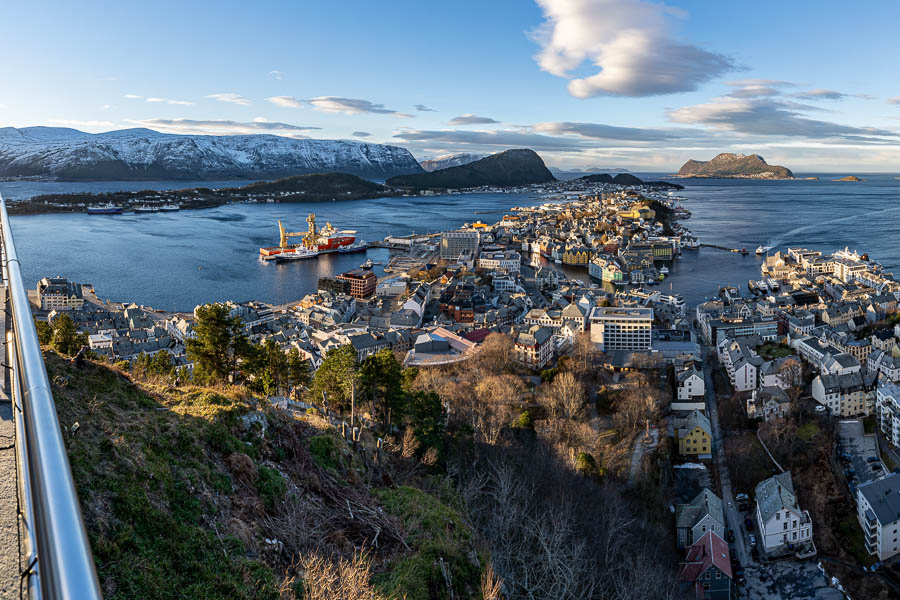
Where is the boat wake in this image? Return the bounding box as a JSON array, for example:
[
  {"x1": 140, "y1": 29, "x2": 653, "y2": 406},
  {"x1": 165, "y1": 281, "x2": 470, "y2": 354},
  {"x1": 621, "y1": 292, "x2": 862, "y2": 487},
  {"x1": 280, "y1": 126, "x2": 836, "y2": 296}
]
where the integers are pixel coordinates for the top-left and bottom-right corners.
[{"x1": 765, "y1": 205, "x2": 900, "y2": 249}]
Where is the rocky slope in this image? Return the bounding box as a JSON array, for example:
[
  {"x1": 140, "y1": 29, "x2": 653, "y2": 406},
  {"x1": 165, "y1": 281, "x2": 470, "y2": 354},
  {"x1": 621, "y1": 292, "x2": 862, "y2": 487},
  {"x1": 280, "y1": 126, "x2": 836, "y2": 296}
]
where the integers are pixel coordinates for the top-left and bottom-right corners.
[
  {"x1": 677, "y1": 153, "x2": 794, "y2": 179},
  {"x1": 386, "y1": 148, "x2": 555, "y2": 189},
  {"x1": 418, "y1": 152, "x2": 487, "y2": 172},
  {"x1": 0, "y1": 126, "x2": 424, "y2": 180}
]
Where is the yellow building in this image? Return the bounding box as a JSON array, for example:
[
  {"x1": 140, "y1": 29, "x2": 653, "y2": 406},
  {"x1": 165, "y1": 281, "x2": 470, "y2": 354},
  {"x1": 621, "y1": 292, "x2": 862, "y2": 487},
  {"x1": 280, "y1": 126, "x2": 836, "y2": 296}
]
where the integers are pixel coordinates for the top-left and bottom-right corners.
[
  {"x1": 562, "y1": 247, "x2": 591, "y2": 266},
  {"x1": 617, "y1": 204, "x2": 656, "y2": 221},
  {"x1": 675, "y1": 409, "x2": 712, "y2": 456}
]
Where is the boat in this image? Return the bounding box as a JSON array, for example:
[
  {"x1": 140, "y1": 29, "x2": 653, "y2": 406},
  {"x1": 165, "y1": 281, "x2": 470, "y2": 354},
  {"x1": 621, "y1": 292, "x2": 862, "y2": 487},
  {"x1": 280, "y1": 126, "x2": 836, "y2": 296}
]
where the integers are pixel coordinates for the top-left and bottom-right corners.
[
  {"x1": 659, "y1": 266, "x2": 669, "y2": 275},
  {"x1": 134, "y1": 205, "x2": 159, "y2": 213},
  {"x1": 86, "y1": 203, "x2": 123, "y2": 215},
  {"x1": 158, "y1": 204, "x2": 180, "y2": 212},
  {"x1": 338, "y1": 241, "x2": 368, "y2": 254},
  {"x1": 740, "y1": 247, "x2": 749, "y2": 255},
  {"x1": 271, "y1": 247, "x2": 319, "y2": 262},
  {"x1": 259, "y1": 213, "x2": 357, "y2": 259},
  {"x1": 755, "y1": 245, "x2": 772, "y2": 255},
  {"x1": 361, "y1": 258, "x2": 375, "y2": 269}
]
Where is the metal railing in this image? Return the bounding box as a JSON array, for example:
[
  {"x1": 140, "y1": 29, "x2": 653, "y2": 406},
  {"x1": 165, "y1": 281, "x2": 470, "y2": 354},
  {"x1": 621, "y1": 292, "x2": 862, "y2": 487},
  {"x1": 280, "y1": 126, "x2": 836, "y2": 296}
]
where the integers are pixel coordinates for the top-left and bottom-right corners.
[{"x1": 1, "y1": 193, "x2": 102, "y2": 599}]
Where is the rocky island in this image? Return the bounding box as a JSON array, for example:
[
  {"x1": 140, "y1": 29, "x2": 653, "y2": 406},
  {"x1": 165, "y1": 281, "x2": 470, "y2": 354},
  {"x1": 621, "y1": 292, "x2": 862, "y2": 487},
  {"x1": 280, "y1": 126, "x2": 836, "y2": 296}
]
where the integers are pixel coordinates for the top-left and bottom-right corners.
[
  {"x1": 833, "y1": 175, "x2": 863, "y2": 182},
  {"x1": 676, "y1": 153, "x2": 794, "y2": 180}
]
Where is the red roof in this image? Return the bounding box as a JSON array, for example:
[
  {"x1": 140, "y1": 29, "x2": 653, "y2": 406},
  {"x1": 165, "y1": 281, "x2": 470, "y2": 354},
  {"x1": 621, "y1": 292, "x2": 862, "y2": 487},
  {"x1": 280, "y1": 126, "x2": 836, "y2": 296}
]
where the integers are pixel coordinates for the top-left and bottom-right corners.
[
  {"x1": 463, "y1": 328, "x2": 492, "y2": 343},
  {"x1": 679, "y1": 531, "x2": 732, "y2": 583}
]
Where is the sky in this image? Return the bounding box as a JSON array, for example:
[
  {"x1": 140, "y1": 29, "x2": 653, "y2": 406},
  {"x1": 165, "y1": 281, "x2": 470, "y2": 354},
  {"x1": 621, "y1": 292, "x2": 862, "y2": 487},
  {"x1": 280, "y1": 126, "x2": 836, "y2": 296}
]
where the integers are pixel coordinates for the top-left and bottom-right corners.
[{"x1": 1, "y1": 0, "x2": 899, "y2": 172}]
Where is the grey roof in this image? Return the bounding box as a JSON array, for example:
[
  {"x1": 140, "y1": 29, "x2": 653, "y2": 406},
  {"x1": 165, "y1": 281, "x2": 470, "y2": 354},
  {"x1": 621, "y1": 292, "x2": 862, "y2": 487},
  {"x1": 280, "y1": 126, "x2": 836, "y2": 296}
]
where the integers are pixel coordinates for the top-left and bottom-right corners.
[
  {"x1": 859, "y1": 473, "x2": 900, "y2": 526},
  {"x1": 755, "y1": 472, "x2": 798, "y2": 523},
  {"x1": 675, "y1": 409, "x2": 711, "y2": 438},
  {"x1": 676, "y1": 488, "x2": 725, "y2": 529}
]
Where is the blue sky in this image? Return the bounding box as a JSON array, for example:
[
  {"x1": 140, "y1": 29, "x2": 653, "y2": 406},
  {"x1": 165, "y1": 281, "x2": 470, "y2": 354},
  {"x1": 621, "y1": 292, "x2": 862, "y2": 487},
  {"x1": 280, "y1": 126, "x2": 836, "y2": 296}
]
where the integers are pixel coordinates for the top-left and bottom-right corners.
[{"x1": 1, "y1": 0, "x2": 899, "y2": 171}]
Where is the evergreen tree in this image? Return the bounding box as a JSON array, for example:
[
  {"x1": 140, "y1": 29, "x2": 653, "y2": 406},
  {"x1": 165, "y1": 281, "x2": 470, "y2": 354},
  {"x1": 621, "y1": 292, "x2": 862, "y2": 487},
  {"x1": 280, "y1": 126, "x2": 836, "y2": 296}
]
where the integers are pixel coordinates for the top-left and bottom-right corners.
[
  {"x1": 50, "y1": 313, "x2": 86, "y2": 356},
  {"x1": 35, "y1": 319, "x2": 53, "y2": 345},
  {"x1": 185, "y1": 303, "x2": 249, "y2": 384},
  {"x1": 286, "y1": 347, "x2": 310, "y2": 394},
  {"x1": 311, "y1": 345, "x2": 357, "y2": 411},
  {"x1": 359, "y1": 349, "x2": 404, "y2": 429}
]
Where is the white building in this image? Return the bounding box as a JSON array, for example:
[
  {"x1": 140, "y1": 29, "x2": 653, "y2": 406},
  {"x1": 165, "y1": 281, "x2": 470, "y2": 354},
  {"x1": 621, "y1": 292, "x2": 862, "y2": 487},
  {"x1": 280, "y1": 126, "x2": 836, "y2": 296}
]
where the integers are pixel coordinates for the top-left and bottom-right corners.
[
  {"x1": 588, "y1": 306, "x2": 653, "y2": 351},
  {"x1": 440, "y1": 230, "x2": 480, "y2": 261},
  {"x1": 876, "y1": 379, "x2": 900, "y2": 446},
  {"x1": 477, "y1": 250, "x2": 521, "y2": 274},
  {"x1": 754, "y1": 472, "x2": 813, "y2": 555},
  {"x1": 676, "y1": 369, "x2": 705, "y2": 401},
  {"x1": 37, "y1": 276, "x2": 84, "y2": 311},
  {"x1": 858, "y1": 473, "x2": 900, "y2": 560}
]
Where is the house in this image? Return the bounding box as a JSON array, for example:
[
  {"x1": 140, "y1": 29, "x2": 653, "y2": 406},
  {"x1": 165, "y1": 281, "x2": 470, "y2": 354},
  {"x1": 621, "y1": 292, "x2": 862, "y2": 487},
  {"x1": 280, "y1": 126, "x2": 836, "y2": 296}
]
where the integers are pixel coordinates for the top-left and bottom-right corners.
[
  {"x1": 675, "y1": 410, "x2": 713, "y2": 457},
  {"x1": 678, "y1": 531, "x2": 732, "y2": 600},
  {"x1": 676, "y1": 488, "x2": 726, "y2": 549},
  {"x1": 857, "y1": 473, "x2": 900, "y2": 560},
  {"x1": 36, "y1": 276, "x2": 84, "y2": 311},
  {"x1": 821, "y1": 352, "x2": 861, "y2": 376},
  {"x1": 747, "y1": 386, "x2": 791, "y2": 421},
  {"x1": 676, "y1": 368, "x2": 705, "y2": 400},
  {"x1": 811, "y1": 372, "x2": 875, "y2": 417},
  {"x1": 513, "y1": 325, "x2": 554, "y2": 369},
  {"x1": 754, "y1": 472, "x2": 813, "y2": 555}
]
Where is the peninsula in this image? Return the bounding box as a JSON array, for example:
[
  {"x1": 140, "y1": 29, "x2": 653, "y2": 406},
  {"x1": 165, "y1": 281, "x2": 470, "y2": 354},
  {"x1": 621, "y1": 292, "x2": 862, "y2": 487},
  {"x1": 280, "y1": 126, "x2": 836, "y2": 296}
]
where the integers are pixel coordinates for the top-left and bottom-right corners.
[
  {"x1": 676, "y1": 153, "x2": 794, "y2": 180},
  {"x1": 386, "y1": 148, "x2": 555, "y2": 189}
]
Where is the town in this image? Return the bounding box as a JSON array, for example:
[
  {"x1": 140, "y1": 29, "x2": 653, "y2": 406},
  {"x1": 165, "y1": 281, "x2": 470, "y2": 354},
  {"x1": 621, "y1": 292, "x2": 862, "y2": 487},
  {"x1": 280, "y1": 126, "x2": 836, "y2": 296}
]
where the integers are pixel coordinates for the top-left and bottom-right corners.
[{"x1": 29, "y1": 186, "x2": 900, "y2": 599}]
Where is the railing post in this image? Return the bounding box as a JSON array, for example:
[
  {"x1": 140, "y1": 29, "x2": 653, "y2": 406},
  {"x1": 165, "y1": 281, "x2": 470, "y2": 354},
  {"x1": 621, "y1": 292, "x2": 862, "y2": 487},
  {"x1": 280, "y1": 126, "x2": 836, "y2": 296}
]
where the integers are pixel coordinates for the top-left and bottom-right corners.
[{"x1": 1, "y1": 193, "x2": 103, "y2": 599}]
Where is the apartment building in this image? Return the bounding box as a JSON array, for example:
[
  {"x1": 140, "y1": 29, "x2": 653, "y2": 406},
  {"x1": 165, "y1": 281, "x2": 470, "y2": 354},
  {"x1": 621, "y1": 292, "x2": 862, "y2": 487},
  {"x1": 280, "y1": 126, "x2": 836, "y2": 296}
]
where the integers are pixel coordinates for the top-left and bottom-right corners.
[{"x1": 588, "y1": 306, "x2": 653, "y2": 351}]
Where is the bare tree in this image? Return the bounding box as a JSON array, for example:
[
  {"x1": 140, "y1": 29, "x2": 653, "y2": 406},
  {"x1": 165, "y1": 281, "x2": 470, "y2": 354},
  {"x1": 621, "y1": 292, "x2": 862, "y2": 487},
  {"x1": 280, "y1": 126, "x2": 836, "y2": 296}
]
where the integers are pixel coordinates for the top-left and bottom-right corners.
[
  {"x1": 477, "y1": 333, "x2": 514, "y2": 374},
  {"x1": 542, "y1": 371, "x2": 585, "y2": 420},
  {"x1": 287, "y1": 551, "x2": 392, "y2": 600}
]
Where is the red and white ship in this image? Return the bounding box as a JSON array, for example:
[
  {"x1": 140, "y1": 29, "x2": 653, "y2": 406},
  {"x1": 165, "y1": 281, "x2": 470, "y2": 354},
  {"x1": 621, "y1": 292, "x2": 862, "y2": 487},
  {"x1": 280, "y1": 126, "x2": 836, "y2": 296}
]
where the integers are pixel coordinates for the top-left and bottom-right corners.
[{"x1": 259, "y1": 213, "x2": 358, "y2": 261}]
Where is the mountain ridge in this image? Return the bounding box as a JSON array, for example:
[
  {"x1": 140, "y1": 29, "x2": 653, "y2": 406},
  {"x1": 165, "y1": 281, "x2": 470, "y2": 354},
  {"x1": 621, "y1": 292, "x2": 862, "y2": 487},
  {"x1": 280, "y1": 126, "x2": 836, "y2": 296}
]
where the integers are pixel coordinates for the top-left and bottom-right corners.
[
  {"x1": 0, "y1": 126, "x2": 424, "y2": 180},
  {"x1": 386, "y1": 148, "x2": 555, "y2": 189}
]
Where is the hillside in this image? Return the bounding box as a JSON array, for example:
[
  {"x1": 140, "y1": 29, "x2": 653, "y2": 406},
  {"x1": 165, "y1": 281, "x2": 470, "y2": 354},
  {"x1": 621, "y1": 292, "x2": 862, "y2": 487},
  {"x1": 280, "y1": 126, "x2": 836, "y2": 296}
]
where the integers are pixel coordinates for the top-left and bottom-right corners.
[
  {"x1": 677, "y1": 153, "x2": 794, "y2": 179},
  {"x1": 49, "y1": 353, "x2": 483, "y2": 599},
  {"x1": 238, "y1": 172, "x2": 386, "y2": 196},
  {"x1": 0, "y1": 126, "x2": 424, "y2": 180},
  {"x1": 419, "y1": 153, "x2": 488, "y2": 172},
  {"x1": 386, "y1": 149, "x2": 555, "y2": 189},
  {"x1": 578, "y1": 173, "x2": 684, "y2": 189}
]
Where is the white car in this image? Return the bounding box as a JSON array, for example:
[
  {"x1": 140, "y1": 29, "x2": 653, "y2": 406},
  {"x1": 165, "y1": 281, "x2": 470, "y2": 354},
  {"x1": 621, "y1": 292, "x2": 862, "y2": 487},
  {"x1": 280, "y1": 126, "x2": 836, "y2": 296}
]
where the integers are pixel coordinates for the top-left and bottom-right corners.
[
  {"x1": 815, "y1": 405, "x2": 827, "y2": 413},
  {"x1": 748, "y1": 534, "x2": 757, "y2": 547}
]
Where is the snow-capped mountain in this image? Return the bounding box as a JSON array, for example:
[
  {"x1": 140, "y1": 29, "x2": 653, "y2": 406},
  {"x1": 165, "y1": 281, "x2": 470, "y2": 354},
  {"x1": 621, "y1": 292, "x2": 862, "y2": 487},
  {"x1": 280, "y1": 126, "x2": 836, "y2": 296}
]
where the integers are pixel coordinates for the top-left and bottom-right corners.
[
  {"x1": 419, "y1": 152, "x2": 488, "y2": 172},
  {"x1": 0, "y1": 127, "x2": 424, "y2": 180}
]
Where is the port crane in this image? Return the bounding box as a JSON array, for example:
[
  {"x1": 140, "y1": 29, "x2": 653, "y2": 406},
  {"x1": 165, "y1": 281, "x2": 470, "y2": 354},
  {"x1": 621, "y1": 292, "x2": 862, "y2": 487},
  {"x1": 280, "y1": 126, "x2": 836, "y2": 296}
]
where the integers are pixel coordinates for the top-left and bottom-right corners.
[{"x1": 277, "y1": 219, "x2": 307, "y2": 249}]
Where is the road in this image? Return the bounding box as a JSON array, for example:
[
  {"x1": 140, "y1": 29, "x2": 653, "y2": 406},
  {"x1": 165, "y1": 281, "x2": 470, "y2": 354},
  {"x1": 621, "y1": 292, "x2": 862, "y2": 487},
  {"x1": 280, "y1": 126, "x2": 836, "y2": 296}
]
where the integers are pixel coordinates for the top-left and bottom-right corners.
[
  {"x1": 701, "y1": 345, "x2": 749, "y2": 567},
  {"x1": 628, "y1": 426, "x2": 659, "y2": 484}
]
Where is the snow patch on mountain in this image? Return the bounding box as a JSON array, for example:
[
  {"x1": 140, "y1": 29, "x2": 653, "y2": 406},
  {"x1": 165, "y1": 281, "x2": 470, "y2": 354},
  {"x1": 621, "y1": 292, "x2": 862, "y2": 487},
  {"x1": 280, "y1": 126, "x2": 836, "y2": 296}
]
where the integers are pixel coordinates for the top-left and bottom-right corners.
[
  {"x1": 0, "y1": 127, "x2": 424, "y2": 180},
  {"x1": 419, "y1": 152, "x2": 489, "y2": 172}
]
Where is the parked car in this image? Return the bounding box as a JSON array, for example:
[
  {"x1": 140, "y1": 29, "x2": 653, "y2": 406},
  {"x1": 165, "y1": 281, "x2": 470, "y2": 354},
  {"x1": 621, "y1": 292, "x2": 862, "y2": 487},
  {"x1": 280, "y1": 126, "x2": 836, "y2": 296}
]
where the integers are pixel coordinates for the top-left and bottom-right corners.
[
  {"x1": 726, "y1": 529, "x2": 735, "y2": 543},
  {"x1": 745, "y1": 518, "x2": 754, "y2": 531},
  {"x1": 748, "y1": 534, "x2": 757, "y2": 548},
  {"x1": 815, "y1": 405, "x2": 827, "y2": 413},
  {"x1": 867, "y1": 456, "x2": 880, "y2": 463}
]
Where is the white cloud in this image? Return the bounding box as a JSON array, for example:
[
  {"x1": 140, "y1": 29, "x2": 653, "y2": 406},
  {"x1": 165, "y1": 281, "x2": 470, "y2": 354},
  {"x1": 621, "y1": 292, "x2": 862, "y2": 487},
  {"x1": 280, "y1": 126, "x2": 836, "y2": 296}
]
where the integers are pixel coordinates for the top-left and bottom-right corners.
[
  {"x1": 267, "y1": 96, "x2": 305, "y2": 108},
  {"x1": 146, "y1": 97, "x2": 166, "y2": 103},
  {"x1": 146, "y1": 97, "x2": 193, "y2": 105},
  {"x1": 307, "y1": 96, "x2": 412, "y2": 117},
  {"x1": 48, "y1": 119, "x2": 115, "y2": 128},
  {"x1": 447, "y1": 114, "x2": 499, "y2": 125},
  {"x1": 889, "y1": 97, "x2": 900, "y2": 105},
  {"x1": 125, "y1": 118, "x2": 320, "y2": 138},
  {"x1": 668, "y1": 94, "x2": 899, "y2": 142},
  {"x1": 206, "y1": 93, "x2": 251, "y2": 106},
  {"x1": 269, "y1": 70, "x2": 284, "y2": 80},
  {"x1": 123, "y1": 94, "x2": 142, "y2": 99},
  {"x1": 101, "y1": 104, "x2": 112, "y2": 110},
  {"x1": 530, "y1": 0, "x2": 733, "y2": 97}
]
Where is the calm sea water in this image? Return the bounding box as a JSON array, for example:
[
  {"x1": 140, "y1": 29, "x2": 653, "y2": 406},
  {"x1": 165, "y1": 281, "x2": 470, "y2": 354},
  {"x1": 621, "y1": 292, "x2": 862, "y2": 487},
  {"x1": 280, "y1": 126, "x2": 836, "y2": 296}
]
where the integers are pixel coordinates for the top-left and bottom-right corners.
[{"x1": 2, "y1": 174, "x2": 898, "y2": 311}]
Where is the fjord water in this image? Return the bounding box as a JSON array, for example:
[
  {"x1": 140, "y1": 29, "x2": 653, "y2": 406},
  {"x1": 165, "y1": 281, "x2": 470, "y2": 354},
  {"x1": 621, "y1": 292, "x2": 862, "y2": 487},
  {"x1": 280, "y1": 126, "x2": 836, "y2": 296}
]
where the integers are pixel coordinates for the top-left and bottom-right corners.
[{"x1": 2, "y1": 174, "x2": 899, "y2": 310}]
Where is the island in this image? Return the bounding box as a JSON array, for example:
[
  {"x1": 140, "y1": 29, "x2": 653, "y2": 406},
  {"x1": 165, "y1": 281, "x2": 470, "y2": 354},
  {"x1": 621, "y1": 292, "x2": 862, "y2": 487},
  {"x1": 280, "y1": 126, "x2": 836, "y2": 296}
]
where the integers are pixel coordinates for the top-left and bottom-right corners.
[
  {"x1": 675, "y1": 153, "x2": 794, "y2": 180},
  {"x1": 577, "y1": 173, "x2": 683, "y2": 190},
  {"x1": 832, "y1": 175, "x2": 863, "y2": 182}
]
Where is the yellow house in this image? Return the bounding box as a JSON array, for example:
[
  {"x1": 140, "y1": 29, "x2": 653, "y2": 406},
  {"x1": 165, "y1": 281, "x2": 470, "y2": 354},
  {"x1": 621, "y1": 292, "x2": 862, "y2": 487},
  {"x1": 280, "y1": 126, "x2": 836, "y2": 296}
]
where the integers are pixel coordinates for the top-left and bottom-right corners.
[
  {"x1": 562, "y1": 247, "x2": 591, "y2": 266},
  {"x1": 675, "y1": 409, "x2": 712, "y2": 456}
]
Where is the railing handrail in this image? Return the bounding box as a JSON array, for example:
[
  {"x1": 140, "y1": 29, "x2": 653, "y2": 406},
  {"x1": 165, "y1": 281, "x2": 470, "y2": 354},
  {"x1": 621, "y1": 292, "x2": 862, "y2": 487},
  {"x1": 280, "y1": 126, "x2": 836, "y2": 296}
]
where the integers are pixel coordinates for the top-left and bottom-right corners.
[{"x1": 1, "y1": 193, "x2": 102, "y2": 599}]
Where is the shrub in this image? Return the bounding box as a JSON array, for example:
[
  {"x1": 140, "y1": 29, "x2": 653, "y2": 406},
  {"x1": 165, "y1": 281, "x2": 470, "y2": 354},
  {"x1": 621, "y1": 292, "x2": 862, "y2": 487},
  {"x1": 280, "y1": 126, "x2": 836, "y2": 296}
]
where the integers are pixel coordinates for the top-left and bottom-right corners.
[
  {"x1": 308, "y1": 435, "x2": 340, "y2": 470},
  {"x1": 257, "y1": 466, "x2": 286, "y2": 510}
]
